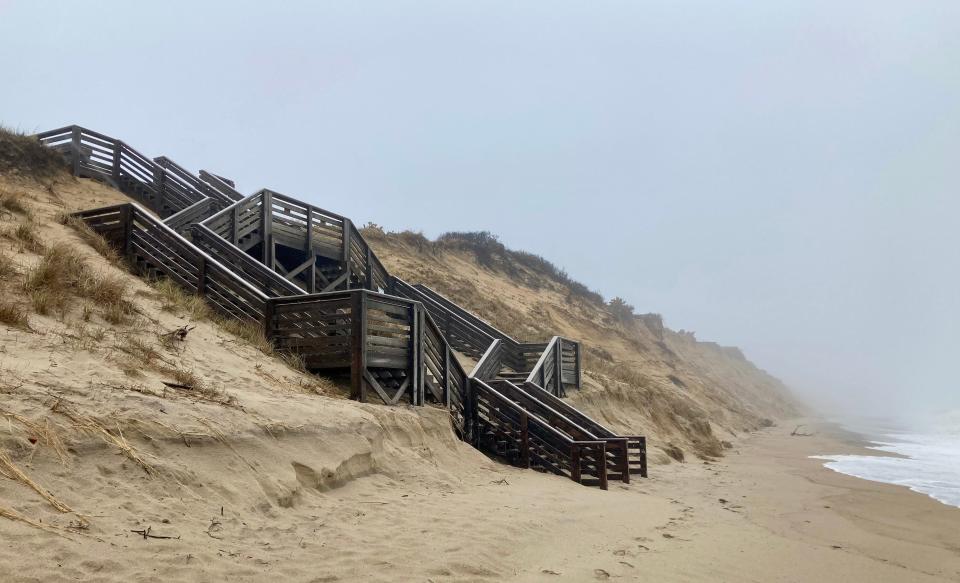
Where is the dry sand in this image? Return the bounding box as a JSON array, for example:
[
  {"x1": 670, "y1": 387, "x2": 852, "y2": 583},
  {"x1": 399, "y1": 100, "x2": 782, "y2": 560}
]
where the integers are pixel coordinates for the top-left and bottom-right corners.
[{"x1": 2, "y1": 415, "x2": 958, "y2": 582}]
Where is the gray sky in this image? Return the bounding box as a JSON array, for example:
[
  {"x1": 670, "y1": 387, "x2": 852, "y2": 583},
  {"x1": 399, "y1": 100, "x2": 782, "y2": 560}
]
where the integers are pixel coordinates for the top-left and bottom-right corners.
[{"x1": 2, "y1": 1, "x2": 958, "y2": 419}]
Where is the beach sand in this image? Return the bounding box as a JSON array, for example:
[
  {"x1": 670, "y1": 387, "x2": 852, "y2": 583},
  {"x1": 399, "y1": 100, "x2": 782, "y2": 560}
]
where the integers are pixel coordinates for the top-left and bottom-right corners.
[{"x1": 2, "y1": 416, "x2": 958, "y2": 582}]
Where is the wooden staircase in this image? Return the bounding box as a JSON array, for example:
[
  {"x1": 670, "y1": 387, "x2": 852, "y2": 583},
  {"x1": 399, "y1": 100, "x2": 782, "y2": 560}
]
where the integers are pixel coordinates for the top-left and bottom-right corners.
[{"x1": 39, "y1": 124, "x2": 647, "y2": 488}]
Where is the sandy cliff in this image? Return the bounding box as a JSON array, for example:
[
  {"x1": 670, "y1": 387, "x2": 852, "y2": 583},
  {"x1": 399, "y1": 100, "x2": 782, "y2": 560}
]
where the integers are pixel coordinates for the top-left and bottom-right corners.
[{"x1": 362, "y1": 227, "x2": 800, "y2": 462}]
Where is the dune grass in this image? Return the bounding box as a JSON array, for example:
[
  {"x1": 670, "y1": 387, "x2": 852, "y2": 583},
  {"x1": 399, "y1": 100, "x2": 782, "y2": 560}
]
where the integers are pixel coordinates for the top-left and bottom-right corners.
[
  {"x1": 0, "y1": 126, "x2": 67, "y2": 179},
  {"x1": 59, "y1": 213, "x2": 121, "y2": 265},
  {"x1": 22, "y1": 243, "x2": 136, "y2": 322}
]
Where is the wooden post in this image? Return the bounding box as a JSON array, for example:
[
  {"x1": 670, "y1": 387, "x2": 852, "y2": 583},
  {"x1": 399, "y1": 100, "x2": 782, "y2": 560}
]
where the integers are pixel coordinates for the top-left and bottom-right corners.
[
  {"x1": 443, "y1": 343, "x2": 451, "y2": 408},
  {"x1": 121, "y1": 205, "x2": 133, "y2": 260},
  {"x1": 154, "y1": 167, "x2": 165, "y2": 216},
  {"x1": 409, "y1": 303, "x2": 420, "y2": 405},
  {"x1": 70, "y1": 127, "x2": 81, "y2": 176},
  {"x1": 598, "y1": 446, "x2": 608, "y2": 490},
  {"x1": 350, "y1": 292, "x2": 366, "y2": 401},
  {"x1": 342, "y1": 218, "x2": 352, "y2": 289},
  {"x1": 306, "y1": 211, "x2": 316, "y2": 292},
  {"x1": 263, "y1": 299, "x2": 275, "y2": 343},
  {"x1": 622, "y1": 441, "x2": 631, "y2": 484},
  {"x1": 418, "y1": 306, "x2": 426, "y2": 405},
  {"x1": 640, "y1": 437, "x2": 648, "y2": 478},
  {"x1": 365, "y1": 247, "x2": 373, "y2": 291},
  {"x1": 555, "y1": 340, "x2": 563, "y2": 397},
  {"x1": 111, "y1": 140, "x2": 122, "y2": 185},
  {"x1": 465, "y1": 378, "x2": 475, "y2": 445},
  {"x1": 261, "y1": 190, "x2": 273, "y2": 263},
  {"x1": 570, "y1": 444, "x2": 582, "y2": 483},
  {"x1": 575, "y1": 341, "x2": 582, "y2": 389},
  {"x1": 520, "y1": 412, "x2": 530, "y2": 468},
  {"x1": 231, "y1": 205, "x2": 239, "y2": 245},
  {"x1": 197, "y1": 256, "x2": 207, "y2": 297}
]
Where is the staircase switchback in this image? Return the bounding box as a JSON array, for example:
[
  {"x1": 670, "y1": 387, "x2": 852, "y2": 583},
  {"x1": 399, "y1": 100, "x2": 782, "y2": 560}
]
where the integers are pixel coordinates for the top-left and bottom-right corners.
[{"x1": 38, "y1": 125, "x2": 647, "y2": 489}]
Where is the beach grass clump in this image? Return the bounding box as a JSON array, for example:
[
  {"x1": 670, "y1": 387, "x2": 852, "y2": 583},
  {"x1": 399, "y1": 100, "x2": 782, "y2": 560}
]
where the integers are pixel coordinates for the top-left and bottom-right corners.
[
  {"x1": 151, "y1": 278, "x2": 209, "y2": 320},
  {"x1": 59, "y1": 213, "x2": 121, "y2": 265},
  {"x1": 12, "y1": 222, "x2": 44, "y2": 254},
  {"x1": 116, "y1": 335, "x2": 161, "y2": 367},
  {"x1": 22, "y1": 242, "x2": 136, "y2": 321},
  {"x1": 0, "y1": 300, "x2": 29, "y2": 329},
  {"x1": 216, "y1": 316, "x2": 273, "y2": 354},
  {"x1": 0, "y1": 127, "x2": 67, "y2": 179},
  {"x1": 0, "y1": 251, "x2": 15, "y2": 278},
  {"x1": 0, "y1": 189, "x2": 32, "y2": 218},
  {"x1": 279, "y1": 350, "x2": 307, "y2": 373}
]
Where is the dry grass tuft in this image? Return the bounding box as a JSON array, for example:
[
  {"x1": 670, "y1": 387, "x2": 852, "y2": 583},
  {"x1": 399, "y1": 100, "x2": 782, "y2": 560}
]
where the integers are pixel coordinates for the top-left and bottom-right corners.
[
  {"x1": 22, "y1": 243, "x2": 136, "y2": 322},
  {"x1": 0, "y1": 251, "x2": 15, "y2": 278},
  {"x1": 0, "y1": 450, "x2": 74, "y2": 513},
  {"x1": 0, "y1": 189, "x2": 32, "y2": 218},
  {"x1": 0, "y1": 505, "x2": 72, "y2": 537},
  {"x1": 0, "y1": 410, "x2": 68, "y2": 465},
  {"x1": 278, "y1": 351, "x2": 307, "y2": 373},
  {"x1": 151, "y1": 278, "x2": 209, "y2": 320},
  {"x1": 51, "y1": 400, "x2": 155, "y2": 475},
  {"x1": 0, "y1": 127, "x2": 68, "y2": 179},
  {"x1": 12, "y1": 221, "x2": 43, "y2": 253},
  {"x1": 60, "y1": 214, "x2": 120, "y2": 264},
  {"x1": 217, "y1": 316, "x2": 273, "y2": 354},
  {"x1": 115, "y1": 335, "x2": 162, "y2": 366},
  {"x1": 297, "y1": 375, "x2": 342, "y2": 397},
  {"x1": 0, "y1": 301, "x2": 30, "y2": 329}
]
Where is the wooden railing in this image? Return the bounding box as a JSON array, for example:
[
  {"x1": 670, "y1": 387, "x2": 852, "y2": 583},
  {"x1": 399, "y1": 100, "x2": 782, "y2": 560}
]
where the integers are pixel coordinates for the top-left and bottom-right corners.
[
  {"x1": 392, "y1": 277, "x2": 498, "y2": 360},
  {"x1": 519, "y1": 381, "x2": 643, "y2": 480},
  {"x1": 489, "y1": 380, "x2": 629, "y2": 483},
  {"x1": 523, "y1": 336, "x2": 582, "y2": 397},
  {"x1": 53, "y1": 125, "x2": 642, "y2": 486},
  {"x1": 403, "y1": 284, "x2": 581, "y2": 394},
  {"x1": 36, "y1": 125, "x2": 240, "y2": 226},
  {"x1": 190, "y1": 223, "x2": 306, "y2": 298},
  {"x1": 74, "y1": 203, "x2": 270, "y2": 324},
  {"x1": 472, "y1": 379, "x2": 608, "y2": 489},
  {"x1": 165, "y1": 198, "x2": 217, "y2": 234},
  {"x1": 200, "y1": 189, "x2": 392, "y2": 294},
  {"x1": 75, "y1": 203, "x2": 469, "y2": 411},
  {"x1": 154, "y1": 157, "x2": 243, "y2": 207}
]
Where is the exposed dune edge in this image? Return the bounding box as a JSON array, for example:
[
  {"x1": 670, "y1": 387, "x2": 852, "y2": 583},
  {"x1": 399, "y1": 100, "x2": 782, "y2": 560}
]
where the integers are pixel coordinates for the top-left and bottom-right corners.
[
  {"x1": 0, "y1": 171, "x2": 476, "y2": 520},
  {"x1": 363, "y1": 227, "x2": 801, "y2": 461}
]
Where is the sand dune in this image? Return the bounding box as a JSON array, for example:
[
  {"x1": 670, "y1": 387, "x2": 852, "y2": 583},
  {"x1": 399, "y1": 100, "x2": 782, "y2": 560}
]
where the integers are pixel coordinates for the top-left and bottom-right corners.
[{"x1": 1, "y1": 168, "x2": 955, "y2": 582}]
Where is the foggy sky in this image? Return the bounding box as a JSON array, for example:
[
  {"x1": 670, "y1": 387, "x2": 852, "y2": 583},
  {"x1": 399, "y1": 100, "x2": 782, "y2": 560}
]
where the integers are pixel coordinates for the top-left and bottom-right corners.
[{"x1": 2, "y1": 1, "x2": 957, "y2": 419}]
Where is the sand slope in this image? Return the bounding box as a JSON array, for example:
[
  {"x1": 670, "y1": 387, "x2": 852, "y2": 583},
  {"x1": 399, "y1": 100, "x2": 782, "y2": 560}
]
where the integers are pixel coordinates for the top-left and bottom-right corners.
[{"x1": 363, "y1": 229, "x2": 799, "y2": 462}]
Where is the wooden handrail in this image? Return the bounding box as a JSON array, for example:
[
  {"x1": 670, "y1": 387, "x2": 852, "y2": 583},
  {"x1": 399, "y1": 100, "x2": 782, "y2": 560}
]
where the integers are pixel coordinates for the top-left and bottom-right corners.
[{"x1": 51, "y1": 125, "x2": 632, "y2": 485}]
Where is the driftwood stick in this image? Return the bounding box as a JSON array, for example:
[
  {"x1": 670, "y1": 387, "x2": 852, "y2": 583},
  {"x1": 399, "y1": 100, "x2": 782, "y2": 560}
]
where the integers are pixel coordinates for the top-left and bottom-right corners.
[{"x1": 130, "y1": 526, "x2": 180, "y2": 540}]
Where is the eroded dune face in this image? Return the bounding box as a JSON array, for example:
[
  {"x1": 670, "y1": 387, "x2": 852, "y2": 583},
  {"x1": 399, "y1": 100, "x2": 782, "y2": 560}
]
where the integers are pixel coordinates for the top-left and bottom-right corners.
[{"x1": 362, "y1": 226, "x2": 799, "y2": 463}]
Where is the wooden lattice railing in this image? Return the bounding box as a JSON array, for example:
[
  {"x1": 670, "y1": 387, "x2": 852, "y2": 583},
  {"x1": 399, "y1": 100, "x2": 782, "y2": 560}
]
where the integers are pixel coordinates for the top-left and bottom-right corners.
[
  {"x1": 37, "y1": 125, "x2": 241, "y2": 220},
  {"x1": 472, "y1": 379, "x2": 608, "y2": 489},
  {"x1": 73, "y1": 203, "x2": 467, "y2": 409},
  {"x1": 48, "y1": 124, "x2": 646, "y2": 488}
]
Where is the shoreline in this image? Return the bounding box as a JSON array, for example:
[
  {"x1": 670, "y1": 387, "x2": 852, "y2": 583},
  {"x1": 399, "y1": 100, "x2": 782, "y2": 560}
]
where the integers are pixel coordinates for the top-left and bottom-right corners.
[
  {"x1": 510, "y1": 417, "x2": 960, "y2": 582},
  {"x1": 623, "y1": 418, "x2": 960, "y2": 582}
]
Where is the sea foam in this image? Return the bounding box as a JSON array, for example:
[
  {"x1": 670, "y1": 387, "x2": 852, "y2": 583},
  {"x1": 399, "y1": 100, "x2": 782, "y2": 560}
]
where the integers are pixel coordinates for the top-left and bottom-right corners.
[{"x1": 812, "y1": 414, "x2": 960, "y2": 508}]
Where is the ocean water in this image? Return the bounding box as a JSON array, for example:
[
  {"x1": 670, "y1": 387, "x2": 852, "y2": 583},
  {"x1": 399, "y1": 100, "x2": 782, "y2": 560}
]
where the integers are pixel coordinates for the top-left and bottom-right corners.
[{"x1": 811, "y1": 413, "x2": 960, "y2": 509}]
